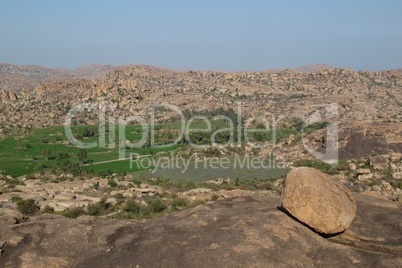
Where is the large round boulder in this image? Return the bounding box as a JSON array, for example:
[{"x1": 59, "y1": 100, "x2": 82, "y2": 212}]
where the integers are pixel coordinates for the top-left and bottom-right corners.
[{"x1": 281, "y1": 167, "x2": 356, "y2": 234}]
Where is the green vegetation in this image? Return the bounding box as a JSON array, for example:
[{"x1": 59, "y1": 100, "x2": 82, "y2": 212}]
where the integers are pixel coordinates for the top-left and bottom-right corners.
[
  {"x1": 107, "y1": 177, "x2": 118, "y2": 187},
  {"x1": 0, "y1": 125, "x2": 180, "y2": 177},
  {"x1": 62, "y1": 207, "x2": 87, "y2": 218},
  {"x1": 210, "y1": 194, "x2": 219, "y2": 201},
  {"x1": 77, "y1": 148, "x2": 88, "y2": 165},
  {"x1": 293, "y1": 159, "x2": 337, "y2": 174},
  {"x1": 16, "y1": 198, "x2": 40, "y2": 215},
  {"x1": 0, "y1": 112, "x2": 330, "y2": 178},
  {"x1": 86, "y1": 198, "x2": 112, "y2": 216},
  {"x1": 6, "y1": 172, "x2": 287, "y2": 220}
]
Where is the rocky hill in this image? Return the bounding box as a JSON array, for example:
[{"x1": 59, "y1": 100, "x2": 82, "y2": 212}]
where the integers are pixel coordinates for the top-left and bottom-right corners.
[
  {"x1": 2, "y1": 64, "x2": 402, "y2": 123},
  {"x1": 0, "y1": 64, "x2": 401, "y2": 160}
]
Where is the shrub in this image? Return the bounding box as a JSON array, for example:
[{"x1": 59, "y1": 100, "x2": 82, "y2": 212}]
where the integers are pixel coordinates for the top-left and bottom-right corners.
[
  {"x1": 86, "y1": 204, "x2": 101, "y2": 216},
  {"x1": 86, "y1": 198, "x2": 111, "y2": 216},
  {"x1": 390, "y1": 180, "x2": 402, "y2": 189},
  {"x1": 11, "y1": 196, "x2": 23, "y2": 203},
  {"x1": 292, "y1": 117, "x2": 304, "y2": 131},
  {"x1": 62, "y1": 207, "x2": 86, "y2": 218},
  {"x1": 99, "y1": 169, "x2": 114, "y2": 177},
  {"x1": 113, "y1": 193, "x2": 125, "y2": 201},
  {"x1": 188, "y1": 199, "x2": 205, "y2": 208},
  {"x1": 124, "y1": 200, "x2": 141, "y2": 213},
  {"x1": 210, "y1": 194, "x2": 219, "y2": 201},
  {"x1": 41, "y1": 206, "x2": 55, "y2": 214},
  {"x1": 148, "y1": 199, "x2": 167, "y2": 213},
  {"x1": 23, "y1": 142, "x2": 33, "y2": 149},
  {"x1": 336, "y1": 159, "x2": 349, "y2": 170},
  {"x1": 17, "y1": 199, "x2": 40, "y2": 215},
  {"x1": 118, "y1": 170, "x2": 127, "y2": 176},
  {"x1": 293, "y1": 159, "x2": 336, "y2": 174},
  {"x1": 368, "y1": 179, "x2": 381, "y2": 186},
  {"x1": 108, "y1": 178, "x2": 118, "y2": 188},
  {"x1": 171, "y1": 197, "x2": 189, "y2": 211},
  {"x1": 260, "y1": 182, "x2": 273, "y2": 190}
]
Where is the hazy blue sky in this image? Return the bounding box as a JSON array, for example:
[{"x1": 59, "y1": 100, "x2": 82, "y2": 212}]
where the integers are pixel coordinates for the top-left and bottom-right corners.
[{"x1": 1, "y1": 0, "x2": 401, "y2": 71}]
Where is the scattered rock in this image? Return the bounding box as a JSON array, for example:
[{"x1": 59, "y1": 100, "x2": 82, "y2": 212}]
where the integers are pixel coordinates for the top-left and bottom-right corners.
[
  {"x1": 370, "y1": 155, "x2": 389, "y2": 171},
  {"x1": 382, "y1": 181, "x2": 393, "y2": 191},
  {"x1": 393, "y1": 172, "x2": 402, "y2": 180},
  {"x1": 348, "y1": 163, "x2": 357, "y2": 171},
  {"x1": 356, "y1": 168, "x2": 371, "y2": 175},
  {"x1": 389, "y1": 153, "x2": 401, "y2": 162},
  {"x1": 358, "y1": 174, "x2": 373, "y2": 181},
  {"x1": 372, "y1": 185, "x2": 382, "y2": 192}
]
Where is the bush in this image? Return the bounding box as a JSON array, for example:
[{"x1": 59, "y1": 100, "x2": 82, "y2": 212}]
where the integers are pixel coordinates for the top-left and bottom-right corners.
[
  {"x1": 108, "y1": 178, "x2": 118, "y2": 188},
  {"x1": 260, "y1": 182, "x2": 273, "y2": 190},
  {"x1": 390, "y1": 180, "x2": 402, "y2": 189},
  {"x1": 336, "y1": 159, "x2": 349, "y2": 170},
  {"x1": 294, "y1": 159, "x2": 336, "y2": 174},
  {"x1": 86, "y1": 198, "x2": 111, "y2": 216},
  {"x1": 17, "y1": 199, "x2": 40, "y2": 215},
  {"x1": 99, "y1": 169, "x2": 114, "y2": 177},
  {"x1": 41, "y1": 206, "x2": 55, "y2": 214},
  {"x1": 118, "y1": 170, "x2": 127, "y2": 176},
  {"x1": 86, "y1": 204, "x2": 101, "y2": 216},
  {"x1": 171, "y1": 197, "x2": 188, "y2": 211},
  {"x1": 62, "y1": 207, "x2": 86, "y2": 218},
  {"x1": 124, "y1": 200, "x2": 141, "y2": 213},
  {"x1": 23, "y1": 142, "x2": 33, "y2": 149},
  {"x1": 11, "y1": 196, "x2": 23, "y2": 203},
  {"x1": 210, "y1": 194, "x2": 219, "y2": 201},
  {"x1": 292, "y1": 117, "x2": 304, "y2": 131},
  {"x1": 369, "y1": 179, "x2": 381, "y2": 186},
  {"x1": 143, "y1": 198, "x2": 167, "y2": 214}
]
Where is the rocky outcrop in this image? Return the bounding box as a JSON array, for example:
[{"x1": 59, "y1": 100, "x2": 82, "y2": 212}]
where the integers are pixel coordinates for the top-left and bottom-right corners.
[
  {"x1": 0, "y1": 192, "x2": 401, "y2": 267},
  {"x1": 0, "y1": 90, "x2": 17, "y2": 102},
  {"x1": 304, "y1": 123, "x2": 402, "y2": 161},
  {"x1": 281, "y1": 167, "x2": 357, "y2": 234}
]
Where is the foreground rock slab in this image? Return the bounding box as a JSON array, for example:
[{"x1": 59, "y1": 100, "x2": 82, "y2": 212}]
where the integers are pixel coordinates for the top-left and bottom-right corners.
[
  {"x1": 0, "y1": 192, "x2": 401, "y2": 267},
  {"x1": 281, "y1": 167, "x2": 357, "y2": 234}
]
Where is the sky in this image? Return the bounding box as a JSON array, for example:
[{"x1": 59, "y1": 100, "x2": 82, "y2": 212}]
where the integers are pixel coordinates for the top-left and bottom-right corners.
[{"x1": 1, "y1": 0, "x2": 401, "y2": 71}]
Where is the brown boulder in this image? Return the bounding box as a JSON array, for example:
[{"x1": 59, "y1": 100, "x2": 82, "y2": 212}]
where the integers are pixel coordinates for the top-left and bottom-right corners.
[
  {"x1": 281, "y1": 167, "x2": 356, "y2": 234},
  {"x1": 370, "y1": 155, "x2": 389, "y2": 170}
]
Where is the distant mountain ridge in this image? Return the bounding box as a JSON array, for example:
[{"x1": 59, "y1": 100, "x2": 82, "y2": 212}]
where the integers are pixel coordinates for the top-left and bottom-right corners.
[
  {"x1": 1, "y1": 62, "x2": 401, "y2": 92},
  {"x1": 0, "y1": 63, "x2": 115, "y2": 91},
  {"x1": 0, "y1": 62, "x2": 334, "y2": 92},
  {"x1": 260, "y1": 63, "x2": 333, "y2": 74}
]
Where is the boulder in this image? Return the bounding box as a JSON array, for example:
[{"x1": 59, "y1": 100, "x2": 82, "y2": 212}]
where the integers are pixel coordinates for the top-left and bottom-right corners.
[
  {"x1": 370, "y1": 155, "x2": 388, "y2": 165},
  {"x1": 281, "y1": 167, "x2": 357, "y2": 234},
  {"x1": 372, "y1": 185, "x2": 382, "y2": 192},
  {"x1": 348, "y1": 163, "x2": 356, "y2": 171},
  {"x1": 389, "y1": 153, "x2": 401, "y2": 162},
  {"x1": 358, "y1": 173, "x2": 373, "y2": 181},
  {"x1": 393, "y1": 172, "x2": 402, "y2": 180},
  {"x1": 369, "y1": 155, "x2": 389, "y2": 171}
]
